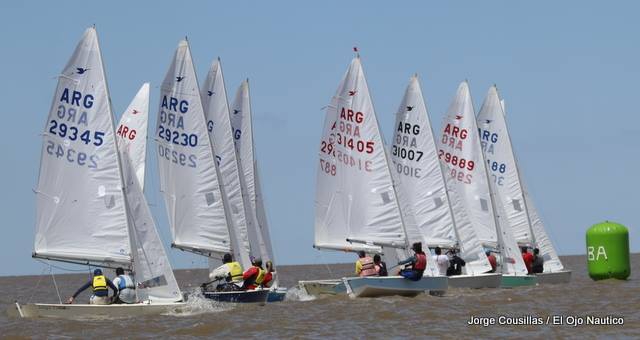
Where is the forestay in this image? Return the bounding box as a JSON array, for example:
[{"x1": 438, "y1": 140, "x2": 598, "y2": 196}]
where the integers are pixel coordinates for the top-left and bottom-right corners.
[
  {"x1": 314, "y1": 57, "x2": 406, "y2": 251},
  {"x1": 202, "y1": 59, "x2": 252, "y2": 269},
  {"x1": 391, "y1": 76, "x2": 490, "y2": 275},
  {"x1": 116, "y1": 83, "x2": 149, "y2": 189},
  {"x1": 230, "y1": 81, "x2": 275, "y2": 264},
  {"x1": 34, "y1": 27, "x2": 132, "y2": 267},
  {"x1": 156, "y1": 40, "x2": 231, "y2": 255}
]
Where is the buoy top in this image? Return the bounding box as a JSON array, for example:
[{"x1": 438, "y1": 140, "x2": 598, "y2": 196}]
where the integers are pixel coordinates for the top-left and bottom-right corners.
[{"x1": 587, "y1": 221, "x2": 628, "y2": 236}]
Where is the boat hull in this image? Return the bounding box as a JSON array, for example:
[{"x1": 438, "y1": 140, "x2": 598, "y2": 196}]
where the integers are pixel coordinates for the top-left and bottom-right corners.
[
  {"x1": 7, "y1": 302, "x2": 186, "y2": 319},
  {"x1": 343, "y1": 276, "x2": 448, "y2": 298},
  {"x1": 267, "y1": 288, "x2": 288, "y2": 302},
  {"x1": 298, "y1": 279, "x2": 346, "y2": 296},
  {"x1": 536, "y1": 270, "x2": 571, "y2": 284},
  {"x1": 202, "y1": 289, "x2": 269, "y2": 304},
  {"x1": 448, "y1": 273, "x2": 502, "y2": 289},
  {"x1": 501, "y1": 275, "x2": 538, "y2": 288}
]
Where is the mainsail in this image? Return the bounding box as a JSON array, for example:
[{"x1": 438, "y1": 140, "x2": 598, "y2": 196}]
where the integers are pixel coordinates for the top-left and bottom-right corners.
[
  {"x1": 477, "y1": 87, "x2": 564, "y2": 273},
  {"x1": 117, "y1": 84, "x2": 182, "y2": 302},
  {"x1": 116, "y1": 83, "x2": 149, "y2": 189},
  {"x1": 390, "y1": 76, "x2": 491, "y2": 275},
  {"x1": 438, "y1": 82, "x2": 527, "y2": 275},
  {"x1": 34, "y1": 27, "x2": 132, "y2": 267},
  {"x1": 230, "y1": 80, "x2": 276, "y2": 264},
  {"x1": 156, "y1": 39, "x2": 231, "y2": 255},
  {"x1": 202, "y1": 59, "x2": 252, "y2": 269},
  {"x1": 314, "y1": 57, "x2": 407, "y2": 252}
]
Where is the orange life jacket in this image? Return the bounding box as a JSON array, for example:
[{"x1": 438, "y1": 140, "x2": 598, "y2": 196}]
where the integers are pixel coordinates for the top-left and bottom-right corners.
[{"x1": 359, "y1": 256, "x2": 377, "y2": 277}]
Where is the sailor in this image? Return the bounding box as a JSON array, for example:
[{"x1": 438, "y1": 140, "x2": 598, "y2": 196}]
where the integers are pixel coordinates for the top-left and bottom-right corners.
[
  {"x1": 355, "y1": 251, "x2": 377, "y2": 277},
  {"x1": 112, "y1": 267, "x2": 136, "y2": 304},
  {"x1": 521, "y1": 247, "x2": 534, "y2": 274},
  {"x1": 206, "y1": 253, "x2": 244, "y2": 292},
  {"x1": 446, "y1": 248, "x2": 466, "y2": 276},
  {"x1": 531, "y1": 248, "x2": 544, "y2": 274},
  {"x1": 66, "y1": 268, "x2": 118, "y2": 305},
  {"x1": 485, "y1": 250, "x2": 497, "y2": 273},
  {"x1": 434, "y1": 247, "x2": 450, "y2": 276},
  {"x1": 397, "y1": 242, "x2": 427, "y2": 281},
  {"x1": 242, "y1": 257, "x2": 266, "y2": 290},
  {"x1": 373, "y1": 254, "x2": 388, "y2": 277},
  {"x1": 261, "y1": 260, "x2": 275, "y2": 288}
]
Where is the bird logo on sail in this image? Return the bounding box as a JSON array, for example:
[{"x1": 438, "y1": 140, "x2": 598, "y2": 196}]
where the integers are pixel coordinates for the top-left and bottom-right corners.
[
  {"x1": 233, "y1": 109, "x2": 241, "y2": 115},
  {"x1": 406, "y1": 106, "x2": 414, "y2": 112},
  {"x1": 207, "y1": 90, "x2": 214, "y2": 96},
  {"x1": 132, "y1": 109, "x2": 139, "y2": 115},
  {"x1": 455, "y1": 114, "x2": 463, "y2": 120},
  {"x1": 75, "y1": 67, "x2": 89, "y2": 75},
  {"x1": 348, "y1": 90, "x2": 356, "y2": 96},
  {"x1": 176, "y1": 76, "x2": 185, "y2": 82},
  {"x1": 483, "y1": 119, "x2": 492, "y2": 124}
]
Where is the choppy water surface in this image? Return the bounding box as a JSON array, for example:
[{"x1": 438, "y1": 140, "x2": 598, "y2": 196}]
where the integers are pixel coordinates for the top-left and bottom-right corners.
[{"x1": 1, "y1": 254, "x2": 638, "y2": 338}]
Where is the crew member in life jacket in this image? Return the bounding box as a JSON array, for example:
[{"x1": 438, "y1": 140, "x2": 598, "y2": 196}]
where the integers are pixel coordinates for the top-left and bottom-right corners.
[
  {"x1": 355, "y1": 251, "x2": 377, "y2": 277},
  {"x1": 397, "y1": 242, "x2": 427, "y2": 281},
  {"x1": 112, "y1": 267, "x2": 136, "y2": 304},
  {"x1": 261, "y1": 260, "x2": 275, "y2": 288},
  {"x1": 66, "y1": 268, "x2": 118, "y2": 305},
  {"x1": 205, "y1": 253, "x2": 244, "y2": 292},
  {"x1": 242, "y1": 257, "x2": 266, "y2": 290}
]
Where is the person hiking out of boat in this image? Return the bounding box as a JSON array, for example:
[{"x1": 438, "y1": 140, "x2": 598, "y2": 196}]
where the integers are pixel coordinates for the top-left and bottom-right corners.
[
  {"x1": 66, "y1": 268, "x2": 118, "y2": 305},
  {"x1": 531, "y1": 248, "x2": 544, "y2": 274},
  {"x1": 446, "y1": 248, "x2": 466, "y2": 276},
  {"x1": 485, "y1": 250, "x2": 497, "y2": 273},
  {"x1": 242, "y1": 257, "x2": 266, "y2": 290},
  {"x1": 261, "y1": 260, "x2": 275, "y2": 288},
  {"x1": 205, "y1": 253, "x2": 244, "y2": 292},
  {"x1": 112, "y1": 267, "x2": 136, "y2": 304},
  {"x1": 434, "y1": 247, "x2": 449, "y2": 276},
  {"x1": 355, "y1": 251, "x2": 377, "y2": 277},
  {"x1": 397, "y1": 242, "x2": 427, "y2": 281},
  {"x1": 521, "y1": 247, "x2": 534, "y2": 274},
  {"x1": 373, "y1": 254, "x2": 388, "y2": 276}
]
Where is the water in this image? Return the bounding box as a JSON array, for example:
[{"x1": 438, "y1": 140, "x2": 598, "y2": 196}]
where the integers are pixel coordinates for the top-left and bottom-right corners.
[{"x1": 1, "y1": 254, "x2": 638, "y2": 338}]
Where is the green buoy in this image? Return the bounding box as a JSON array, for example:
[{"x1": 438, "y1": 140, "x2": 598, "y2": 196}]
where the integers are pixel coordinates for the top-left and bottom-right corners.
[{"x1": 586, "y1": 221, "x2": 630, "y2": 280}]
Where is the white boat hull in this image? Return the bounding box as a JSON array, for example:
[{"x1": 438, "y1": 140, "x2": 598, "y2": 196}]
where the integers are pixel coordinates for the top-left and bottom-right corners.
[
  {"x1": 7, "y1": 302, "x2": 187, "y2": 319},
  {"x1": 536, "y1": 270, "x2": 572, "y2": 284},
  {"x1": 343, "y1": 276, "x2": 448, "y2": 298},
  {"x1": 298, "y1": 279, "x2": 346, "y2": 296},
  {"x1": 448, "y1": 273, "x2": 502, "y2": 289}
]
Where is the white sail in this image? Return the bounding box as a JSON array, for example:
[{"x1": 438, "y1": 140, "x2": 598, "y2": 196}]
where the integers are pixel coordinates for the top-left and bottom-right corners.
[
  {"x1": 229, "y1": 80, "x2": 275, "y2": 264},
  {"x1": 438, "y1": 82, "x2": 526, "y2": 275},
  {"x1": 34, "y1": 27, "x2": 132, "y2": 267},
  {"x1": 314, "y1": 57, "x2": 407, "y2": 252},
  {"x1": 120, "y1": 153, "x2": 182, "y2": 302},
  {"x1": 478, "y1": 89, "x2": 564, "y2": 272},
  {"x1": 390, "y1": 76, "x2": 490, "y2": 275},
  {"x1": 202, "y1": 59, "x2": 252, "y2": 269},
  {"x1": 156, "y1": 40, "x2": 231, "y2": 255},
  {"x1": 116, "y1": 83, "x2": 149, "y2": 190}
]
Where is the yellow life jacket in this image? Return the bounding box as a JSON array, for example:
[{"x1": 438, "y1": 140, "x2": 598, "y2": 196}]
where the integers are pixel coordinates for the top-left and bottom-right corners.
[
  {"x1": 92, "y1": 275, "x2": 108, "y2": 292},
  {"x1": 227, "y1": 262, "x2": 243, "y2": 282},
  {"x1": 254, "y1": 268, "x2": 266, "y2": 285}
]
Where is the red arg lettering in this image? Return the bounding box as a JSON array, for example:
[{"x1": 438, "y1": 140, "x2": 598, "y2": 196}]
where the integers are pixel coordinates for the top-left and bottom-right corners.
[
  {"x1": 340, "y1": 107, "x2": 364, "y2": 124},
  {"x1": 443, "y1": 123, "x2": 468, "y2": 139}
]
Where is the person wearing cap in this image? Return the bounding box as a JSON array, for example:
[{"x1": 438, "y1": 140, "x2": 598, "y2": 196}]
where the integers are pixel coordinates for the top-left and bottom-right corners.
[
  {"x1": 205, "y1": 253, "x2": 244, "y2": 292},
  {"x1": 241, "y1": 257, "x2": 266, "y2": 290},
  {"x1": 397, "y1": 242, "x2": 427, "y2": 281},
  {"x1": 66, "y1": 268, "x2": 118, "y2": 305},
  {"x1": 112, "y1": 267, "x2": 136, "y2": 304}
]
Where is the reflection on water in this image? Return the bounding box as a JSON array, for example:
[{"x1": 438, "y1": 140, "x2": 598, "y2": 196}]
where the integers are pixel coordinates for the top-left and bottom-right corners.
[{"x1": 1, "y1": 254, "x2": 638, "y2": 338}]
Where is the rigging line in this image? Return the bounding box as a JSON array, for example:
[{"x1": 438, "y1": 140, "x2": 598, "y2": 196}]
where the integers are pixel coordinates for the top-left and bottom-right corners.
[
  {"x1": 26, "y1": 266, "x2": 48, "y2": 304},
  {"x1": 50, "y1": 268, "x2": 62, "y2": 304}
]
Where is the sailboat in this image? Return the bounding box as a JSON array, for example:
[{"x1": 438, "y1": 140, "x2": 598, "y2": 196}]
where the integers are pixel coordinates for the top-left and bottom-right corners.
[
  {"x1": 476, "y1": 87, "x2": 571, "y2": 284},
  {"x1": 390, "y1": 75, "x2": 501, "y2": 288},
  {"x1": 307, "y1": 56, "x2": 447, "y2": 298},
  {"x1": 229, "y1": 79, "x2": 287, "y2": 301},
  {"x1": 11, "y1": 27, "x2": 185, "y2": 319},
  {"x1": 155, "y1": 39, "x2": 268, "y2": 304},
  {"x1": 438, "y1": 82, "x2": 536, "y2": 288}
]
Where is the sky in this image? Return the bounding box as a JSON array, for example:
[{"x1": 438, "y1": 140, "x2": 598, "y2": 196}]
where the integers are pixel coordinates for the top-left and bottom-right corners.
[{"x1": 1, "y1": 1, "x2": 638, "y2": 276}]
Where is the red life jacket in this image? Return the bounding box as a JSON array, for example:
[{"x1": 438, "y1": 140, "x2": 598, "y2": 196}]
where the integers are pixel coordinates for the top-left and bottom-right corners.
[
  {"x1": 414, "y1": 253, "x2": 427, "y2": 271},
  {"x1": 359, "y1": 256, "x2": 377, "y2": 277}
]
